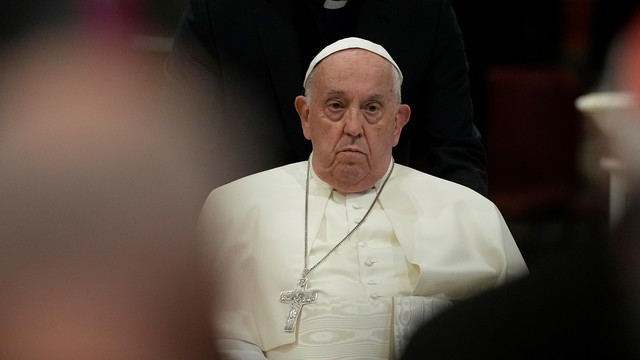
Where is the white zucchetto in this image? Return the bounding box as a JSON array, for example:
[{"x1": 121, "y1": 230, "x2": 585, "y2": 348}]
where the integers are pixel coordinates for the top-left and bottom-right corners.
[{"x1": 303, "y1": 37, "x2": 403, "y2": 87}]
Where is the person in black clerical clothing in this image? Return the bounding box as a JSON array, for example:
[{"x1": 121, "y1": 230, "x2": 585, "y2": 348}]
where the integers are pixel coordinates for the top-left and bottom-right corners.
[{"x1": 164, "y1": 0, "x2": 487, "y2": 195}]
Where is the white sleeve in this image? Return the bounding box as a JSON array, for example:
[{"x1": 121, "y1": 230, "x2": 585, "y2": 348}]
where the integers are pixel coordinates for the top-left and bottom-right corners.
[{"x1": 215, "y1": 339, "x2": 267, "y2": 360}]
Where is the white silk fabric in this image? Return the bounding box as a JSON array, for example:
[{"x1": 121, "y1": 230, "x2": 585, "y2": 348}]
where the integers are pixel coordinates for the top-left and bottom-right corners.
[
  {"x1": 200, "y1": 160, "x2": 529, "y2": 357},
  {"x1": 266, "y1": 296, "x2": 452, "y2": 360}
]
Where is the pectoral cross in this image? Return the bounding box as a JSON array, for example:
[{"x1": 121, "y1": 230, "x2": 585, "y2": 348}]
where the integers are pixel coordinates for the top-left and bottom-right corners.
[{"x1": 279, "y1": 276, "x2": 317, "y2": 332}]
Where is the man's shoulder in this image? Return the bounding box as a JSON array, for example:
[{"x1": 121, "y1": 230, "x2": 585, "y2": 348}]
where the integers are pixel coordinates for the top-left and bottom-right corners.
[
  {"x1": 391, "y1": 164, "x2": 493, "y2": 205},
  {"x1": 210, "y1": 161, "x2": 306, "y2": 195}
]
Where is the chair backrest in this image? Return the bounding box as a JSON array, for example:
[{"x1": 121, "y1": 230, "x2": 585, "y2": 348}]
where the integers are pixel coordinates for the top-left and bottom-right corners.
[{"x1": 485, "y1": 66, "x2": 582, "y2": 218}]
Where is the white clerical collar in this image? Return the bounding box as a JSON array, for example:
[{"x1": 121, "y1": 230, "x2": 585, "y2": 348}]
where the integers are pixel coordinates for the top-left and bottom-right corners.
[
  {"x1": 323, "y1": 0, "x2": 348, "y2": 10},
  {"x1": 308, "y1": 153, "x2": 394, "y2": 193}
]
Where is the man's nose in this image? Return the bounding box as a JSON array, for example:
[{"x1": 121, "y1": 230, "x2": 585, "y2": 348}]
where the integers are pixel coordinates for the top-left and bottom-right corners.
[{"x1": 343, "y1": 107, "x2": 364, "y2": 137}]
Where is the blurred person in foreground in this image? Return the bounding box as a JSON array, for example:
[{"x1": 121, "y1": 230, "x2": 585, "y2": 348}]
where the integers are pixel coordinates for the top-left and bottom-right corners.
[
  {"x1": 198, "y1": 37, "x2": 527, "y2": 360},
  {"x1": 399, "y1": 12, "x2": 640, "y2": 360},
  {"x1": 165, "y1": 0, "x2": 488, "y2": 196},
  {"x1": 0, "y1": 15, "x2": 217, "y2": 359}
]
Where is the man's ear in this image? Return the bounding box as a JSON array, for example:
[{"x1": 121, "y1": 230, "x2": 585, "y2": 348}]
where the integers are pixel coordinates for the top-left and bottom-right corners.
[
  {"x1": 295, "y1": 95, "x2": 312, "y2": 140},
  {"x1": 392, "y1": 104, "x2": 411, "y2": 146}
]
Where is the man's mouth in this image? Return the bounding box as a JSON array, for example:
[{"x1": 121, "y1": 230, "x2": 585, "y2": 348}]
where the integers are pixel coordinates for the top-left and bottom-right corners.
[{"x1": 340, "y1": 146, "x2": 363, "y2": 154}]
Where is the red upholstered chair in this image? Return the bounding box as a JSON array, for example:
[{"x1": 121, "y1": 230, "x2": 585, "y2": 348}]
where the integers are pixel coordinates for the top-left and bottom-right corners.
[{"x1": 485, "y1": 66, "x2": 583, "y2": 219}]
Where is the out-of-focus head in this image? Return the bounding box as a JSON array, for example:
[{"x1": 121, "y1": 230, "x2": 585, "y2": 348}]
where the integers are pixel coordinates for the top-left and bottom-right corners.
[
  {"x1": 608, "y1": 12, "x2": 640, "y2": 348},
  {"x1": 0, "y1": 28, "x2": 216, "y2": 359},
  {"x1": 609, "y1": 12, "x2": 640, "y2": 185},
  {"x1": 295, "y1": 37, "x2": 410, "y2": 193},
  {"x1": 618, "y1": 12, "x2": 640, "y2": 98}
]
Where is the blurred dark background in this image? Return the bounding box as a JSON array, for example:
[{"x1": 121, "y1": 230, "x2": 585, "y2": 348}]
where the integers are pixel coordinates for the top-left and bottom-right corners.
[
  {"x1": 451, "y1": 0, "x2": 640, "y2": 271},
  {"x1": 3, "y1": 0, "x2": 639, "y2": 272}
]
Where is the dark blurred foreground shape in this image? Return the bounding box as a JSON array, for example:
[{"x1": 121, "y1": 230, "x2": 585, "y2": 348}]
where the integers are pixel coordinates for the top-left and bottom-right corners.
[{"x1": 399, "y1": 212, "x2": 640, "y2": 359}]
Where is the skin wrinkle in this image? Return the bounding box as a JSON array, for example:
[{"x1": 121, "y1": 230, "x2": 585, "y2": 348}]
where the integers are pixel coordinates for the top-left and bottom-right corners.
[{"x1": 295, "y1": 48, "x2": 410, "y2": 193}]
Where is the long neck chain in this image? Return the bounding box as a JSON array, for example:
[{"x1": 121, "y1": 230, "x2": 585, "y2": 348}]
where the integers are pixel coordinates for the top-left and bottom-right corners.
[
  {"x1": 302, "y1": 159, "x2": 394, "y2": 278},
  {"x1": 279, "y1": 160, "x2": 395, "y2": 333}
]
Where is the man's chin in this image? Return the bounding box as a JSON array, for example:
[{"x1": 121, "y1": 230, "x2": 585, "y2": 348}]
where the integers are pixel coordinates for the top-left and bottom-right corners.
[{"x1": 331, "y1": 164, "x2": 372, "y2": 192}]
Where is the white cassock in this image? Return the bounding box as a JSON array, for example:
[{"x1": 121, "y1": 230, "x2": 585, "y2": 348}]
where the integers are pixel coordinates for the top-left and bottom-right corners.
[{"x1": 199, "y1": 159, "x2": 528, "y2": 359}]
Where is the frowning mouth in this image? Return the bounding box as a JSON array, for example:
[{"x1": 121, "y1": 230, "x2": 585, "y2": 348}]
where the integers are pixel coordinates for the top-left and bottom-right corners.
[{"x1": 339, "y1": 146, "x2": 364, "y2": 154}]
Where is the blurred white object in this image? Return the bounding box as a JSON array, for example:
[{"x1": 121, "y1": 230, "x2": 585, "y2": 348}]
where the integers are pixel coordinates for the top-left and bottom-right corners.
[
  {"x1": 576, "y1": 91, "x2": 638, "y2": 227},
  {"x1": 576, "y1": 92, "x2": 636, "y2": 135}
]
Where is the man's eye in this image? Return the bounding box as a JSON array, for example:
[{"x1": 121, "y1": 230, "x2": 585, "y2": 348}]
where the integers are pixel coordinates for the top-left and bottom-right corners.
[
  {"x1": 366, "y1": 104, "x2": 380, "y2": 112},
  {"x1": 328, "y1": 102, "x2": 342, "y2": 110}
]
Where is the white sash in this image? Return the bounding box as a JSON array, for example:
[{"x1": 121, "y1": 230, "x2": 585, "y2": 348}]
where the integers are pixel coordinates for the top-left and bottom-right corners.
[{"x1": 265, "y1": 296, "x2": 452, "y2": 360}]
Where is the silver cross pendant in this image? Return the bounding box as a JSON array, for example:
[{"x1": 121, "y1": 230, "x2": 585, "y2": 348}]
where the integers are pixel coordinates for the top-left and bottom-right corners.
[{"x1": 279, "y1": 277, "x2": 317, "y2": 332}]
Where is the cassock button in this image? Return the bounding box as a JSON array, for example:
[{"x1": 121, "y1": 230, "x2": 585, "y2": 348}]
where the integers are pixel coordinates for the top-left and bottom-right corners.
[
  {"x1": 357, "y1": 241, "x2": 367, "y2": 247},
  {"x1": 352, "y1": 203, "x2": 360, "y2": 209},
  {"x1": 369, "y1": 293, "x2": 380, "y2": 299},
  {"x1": 364, "y1": 258, "x2": 376, "y2": 266},
  {"x1": 367, "y1": 280, "x2": 377, "y2": 285}
]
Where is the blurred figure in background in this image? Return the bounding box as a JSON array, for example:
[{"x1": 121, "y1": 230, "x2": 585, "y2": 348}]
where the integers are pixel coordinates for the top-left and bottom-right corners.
[{"x1": 0, "y1": 2, "x2": 218, "y2": 358}]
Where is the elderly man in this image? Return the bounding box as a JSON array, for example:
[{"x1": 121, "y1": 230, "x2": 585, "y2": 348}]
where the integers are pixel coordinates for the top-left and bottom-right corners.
[{"x1": 199, "y1": 37, "x2": 527, "y2": 359}]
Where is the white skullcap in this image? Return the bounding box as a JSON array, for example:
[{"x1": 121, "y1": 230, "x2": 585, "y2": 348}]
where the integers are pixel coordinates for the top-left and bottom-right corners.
[{"x1": 303, "y1": 37, "x2": 403, "y2": 87}]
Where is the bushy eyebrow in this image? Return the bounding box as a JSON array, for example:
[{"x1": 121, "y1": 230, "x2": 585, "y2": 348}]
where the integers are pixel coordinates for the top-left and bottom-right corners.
[
  {"x1": 366, "y1": 94, "x2": 385, "y2": 103},
  {"x1": 324, "y1": 90, "x2": 386, "y2": 102},
  {"x1": 325, "y1": 90, "x2": 345, "y2": 98}
]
